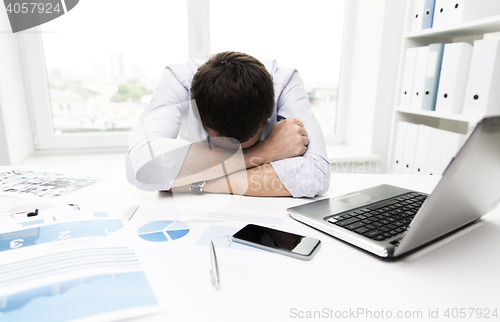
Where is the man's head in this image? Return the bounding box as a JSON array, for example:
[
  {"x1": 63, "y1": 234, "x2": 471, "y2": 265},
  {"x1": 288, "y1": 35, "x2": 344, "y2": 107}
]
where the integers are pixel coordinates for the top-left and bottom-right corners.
[{"x1": 190, "y1": 51, "x2": 275, "y2": 147}]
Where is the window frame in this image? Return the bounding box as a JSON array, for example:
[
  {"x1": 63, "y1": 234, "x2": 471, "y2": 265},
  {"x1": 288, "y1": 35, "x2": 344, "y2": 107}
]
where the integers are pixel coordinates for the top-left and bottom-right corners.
[
  {"x1": 332, "y1": 0, "x2": 356, "y2": 146},
  {"x1": 19, "y1": 27, "x2": 129, "y2": 151},
  {"x1": 20, "y1": 0, "x2": 348, "y2": 151}
]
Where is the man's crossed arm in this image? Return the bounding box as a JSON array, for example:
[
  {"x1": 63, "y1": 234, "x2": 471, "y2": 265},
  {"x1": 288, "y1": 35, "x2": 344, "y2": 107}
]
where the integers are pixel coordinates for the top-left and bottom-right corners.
[{"x1": 170, "y1": 118, "x2": 310, "y2": 196}]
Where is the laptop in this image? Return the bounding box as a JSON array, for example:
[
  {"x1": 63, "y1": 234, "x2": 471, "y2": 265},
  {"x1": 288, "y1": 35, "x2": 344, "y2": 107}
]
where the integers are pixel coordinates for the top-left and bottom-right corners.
[{"x1": 287, "y1": 116, "x2": 500, "y2": 258}]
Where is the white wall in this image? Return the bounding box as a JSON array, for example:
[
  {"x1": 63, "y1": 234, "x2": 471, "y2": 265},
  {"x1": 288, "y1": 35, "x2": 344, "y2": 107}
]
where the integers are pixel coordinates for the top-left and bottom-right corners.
[
  {"x1": 0, "y1": 93, "x2": 11, "y2": 164},
  {"x1": 371, "y1": 0, "x2": 407, "y2": 172},
  {"x1": 342, "y1": 0, "x2": 406, "y2": 173},
  {"x1": 344, "y1": 1, "x2": 385, "y2": 151},
  {"x1": 0, "y1": 6, "x2": 35, "y2": 165}
]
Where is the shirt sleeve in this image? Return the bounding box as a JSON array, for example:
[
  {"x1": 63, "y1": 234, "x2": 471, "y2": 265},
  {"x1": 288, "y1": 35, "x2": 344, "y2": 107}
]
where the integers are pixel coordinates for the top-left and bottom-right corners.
[
  {"x1": 125, "y1": 68, "x2": 192, "y2": 191},
  {"x1": 270, "y1": 71, "x2": 331, "y2": 197}
]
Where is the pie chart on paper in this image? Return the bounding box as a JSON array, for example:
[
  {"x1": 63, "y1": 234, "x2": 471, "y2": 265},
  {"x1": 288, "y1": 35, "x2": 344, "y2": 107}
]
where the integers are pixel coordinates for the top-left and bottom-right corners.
[{"x1": 137, "y1": 221, "x2": 190, "y2": 242}]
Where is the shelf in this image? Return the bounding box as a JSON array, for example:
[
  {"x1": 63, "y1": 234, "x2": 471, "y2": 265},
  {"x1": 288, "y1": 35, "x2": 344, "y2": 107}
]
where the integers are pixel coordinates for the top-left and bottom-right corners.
[
  {"x1": 395, "y1": 108, "x2": 482, "y2": 124},
  {"x1": 405, "y1": 15, "x2": 500, "y2": 42},
  {"x1": 387, "y1": 2, "x2": 498, "y2": 172}
]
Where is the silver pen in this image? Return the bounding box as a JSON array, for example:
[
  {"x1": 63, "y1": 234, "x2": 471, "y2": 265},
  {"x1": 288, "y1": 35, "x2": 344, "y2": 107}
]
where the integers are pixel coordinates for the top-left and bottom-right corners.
[{"x1": 210, "y1": 241, "x2": 220, "y2": 289}]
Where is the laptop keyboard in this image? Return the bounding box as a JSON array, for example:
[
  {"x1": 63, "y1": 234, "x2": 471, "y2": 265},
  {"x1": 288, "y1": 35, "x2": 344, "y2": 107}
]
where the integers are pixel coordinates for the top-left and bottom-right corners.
[{"x1": 327, "y1": 192, "x2": 428, "y2": 242}]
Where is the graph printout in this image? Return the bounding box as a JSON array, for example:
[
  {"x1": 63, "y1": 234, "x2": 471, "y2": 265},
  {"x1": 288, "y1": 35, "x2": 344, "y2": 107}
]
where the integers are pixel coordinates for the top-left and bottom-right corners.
[
  {"x1": 0, "y1": 244, "x2": 166, "y2": 322},
  {"x1": 0, "y1": 168, "x2": 100, "y2": 199},
  {"x1": 0, "y1": 212, "x2": 168, "y2": 321},
  {"x1": 0, "y1": 219, "x2": 123, "y2": 252}
]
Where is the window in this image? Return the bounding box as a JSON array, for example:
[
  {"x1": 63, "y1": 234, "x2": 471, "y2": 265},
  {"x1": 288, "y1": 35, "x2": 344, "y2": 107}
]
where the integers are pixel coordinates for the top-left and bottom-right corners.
[
  {"x1": 22, "y1": 0, "x2": 188, "y2": 150},
  {"x1": 210, "y1": 0, "x2": 345, "y2": 144},
  {"x1": 22, "y1": 0, "x2": 345, "y2": 150}
]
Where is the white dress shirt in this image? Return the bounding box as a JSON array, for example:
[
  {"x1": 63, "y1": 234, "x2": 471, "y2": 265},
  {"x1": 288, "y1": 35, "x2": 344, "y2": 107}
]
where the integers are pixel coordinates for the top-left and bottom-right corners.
[{"x1": 126, "y1": 58, "x2": 330, "y2": 197}]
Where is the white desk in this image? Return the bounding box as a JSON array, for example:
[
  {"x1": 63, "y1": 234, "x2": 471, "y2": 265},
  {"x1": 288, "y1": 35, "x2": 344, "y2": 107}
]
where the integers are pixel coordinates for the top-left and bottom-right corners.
[{"x1": 1, "y1": 163, "x2": 500, "y2": 322}]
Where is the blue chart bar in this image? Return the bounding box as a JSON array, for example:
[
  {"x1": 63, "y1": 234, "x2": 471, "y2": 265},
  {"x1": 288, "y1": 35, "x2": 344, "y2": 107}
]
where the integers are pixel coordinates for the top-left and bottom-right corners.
[
  {"x1": 19, "y1": 219, "x2": 44, "y2": 227},
  {"x1": 0, "y1": 271, "x2": 158, "y2": 322},
  {"x1": 0, "y1": 220, "x2": 123, "y2": 252}
]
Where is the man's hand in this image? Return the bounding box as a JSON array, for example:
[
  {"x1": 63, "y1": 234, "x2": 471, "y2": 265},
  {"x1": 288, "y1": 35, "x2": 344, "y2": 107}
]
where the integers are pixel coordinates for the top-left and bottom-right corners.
[
  {"x1": 248, "y1": 118, "x2": 310, "y2": 165},
  {"x1": 173, "y1": 118, "x2": 310, "y2": 188},
  {"x1": 202, "y1": 163, "x2": 292, "y2": 197}
]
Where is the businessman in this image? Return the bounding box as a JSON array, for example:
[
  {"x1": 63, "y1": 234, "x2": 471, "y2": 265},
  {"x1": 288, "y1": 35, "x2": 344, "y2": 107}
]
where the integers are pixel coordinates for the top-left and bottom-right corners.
[{"x1": 126, "y1": 51, "x2": 330, "y2": 197}]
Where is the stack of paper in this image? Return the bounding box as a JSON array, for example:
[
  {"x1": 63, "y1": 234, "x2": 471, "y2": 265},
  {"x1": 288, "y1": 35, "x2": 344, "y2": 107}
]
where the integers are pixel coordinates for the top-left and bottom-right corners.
[{"x1": 0, "y1": 209, "x2": 168, "y2": 321}]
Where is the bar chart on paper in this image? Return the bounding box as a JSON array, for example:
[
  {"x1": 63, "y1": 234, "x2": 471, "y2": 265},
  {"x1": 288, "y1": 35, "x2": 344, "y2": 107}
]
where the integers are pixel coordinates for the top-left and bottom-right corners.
[
  {"x1": 0, "y1": 219, "x2": 124, "y2": 252},
  {"x1": 0, "y1": 246, "x2": 163, "y2": 322},
  {"x1": 137, "y1": 221, "x2": 190, "y2": 242}
]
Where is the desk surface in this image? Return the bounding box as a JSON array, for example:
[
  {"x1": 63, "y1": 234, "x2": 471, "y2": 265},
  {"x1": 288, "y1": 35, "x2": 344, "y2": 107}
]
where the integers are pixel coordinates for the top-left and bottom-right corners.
[{"x1": 1, "y1": 162, "x2": 499, "y2": 322}]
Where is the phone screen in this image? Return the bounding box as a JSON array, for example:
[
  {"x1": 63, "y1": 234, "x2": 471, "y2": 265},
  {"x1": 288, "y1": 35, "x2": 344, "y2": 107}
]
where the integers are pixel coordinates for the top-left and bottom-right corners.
[{"x1": 232, "y1": 224, "x2": 321, "y2": 260}]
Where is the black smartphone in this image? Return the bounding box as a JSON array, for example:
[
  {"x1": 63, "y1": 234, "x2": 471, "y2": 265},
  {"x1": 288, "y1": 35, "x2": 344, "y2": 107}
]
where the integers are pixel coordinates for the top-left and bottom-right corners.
[{"x1": 231, "y1": 224, "x2": 321, "y2": 260}]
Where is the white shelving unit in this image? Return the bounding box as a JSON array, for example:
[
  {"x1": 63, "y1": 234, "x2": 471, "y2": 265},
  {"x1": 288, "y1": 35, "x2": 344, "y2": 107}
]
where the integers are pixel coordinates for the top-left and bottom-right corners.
[{"x1": 387, "y1": 1, "x2": 500, "y2": 172}]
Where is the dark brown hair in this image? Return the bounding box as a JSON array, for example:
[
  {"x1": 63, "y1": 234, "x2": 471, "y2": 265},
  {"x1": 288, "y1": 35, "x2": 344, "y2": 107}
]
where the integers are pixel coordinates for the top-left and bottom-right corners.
[{"x1": 190, "y1": 51, "x2": 275, "y2": 143}]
